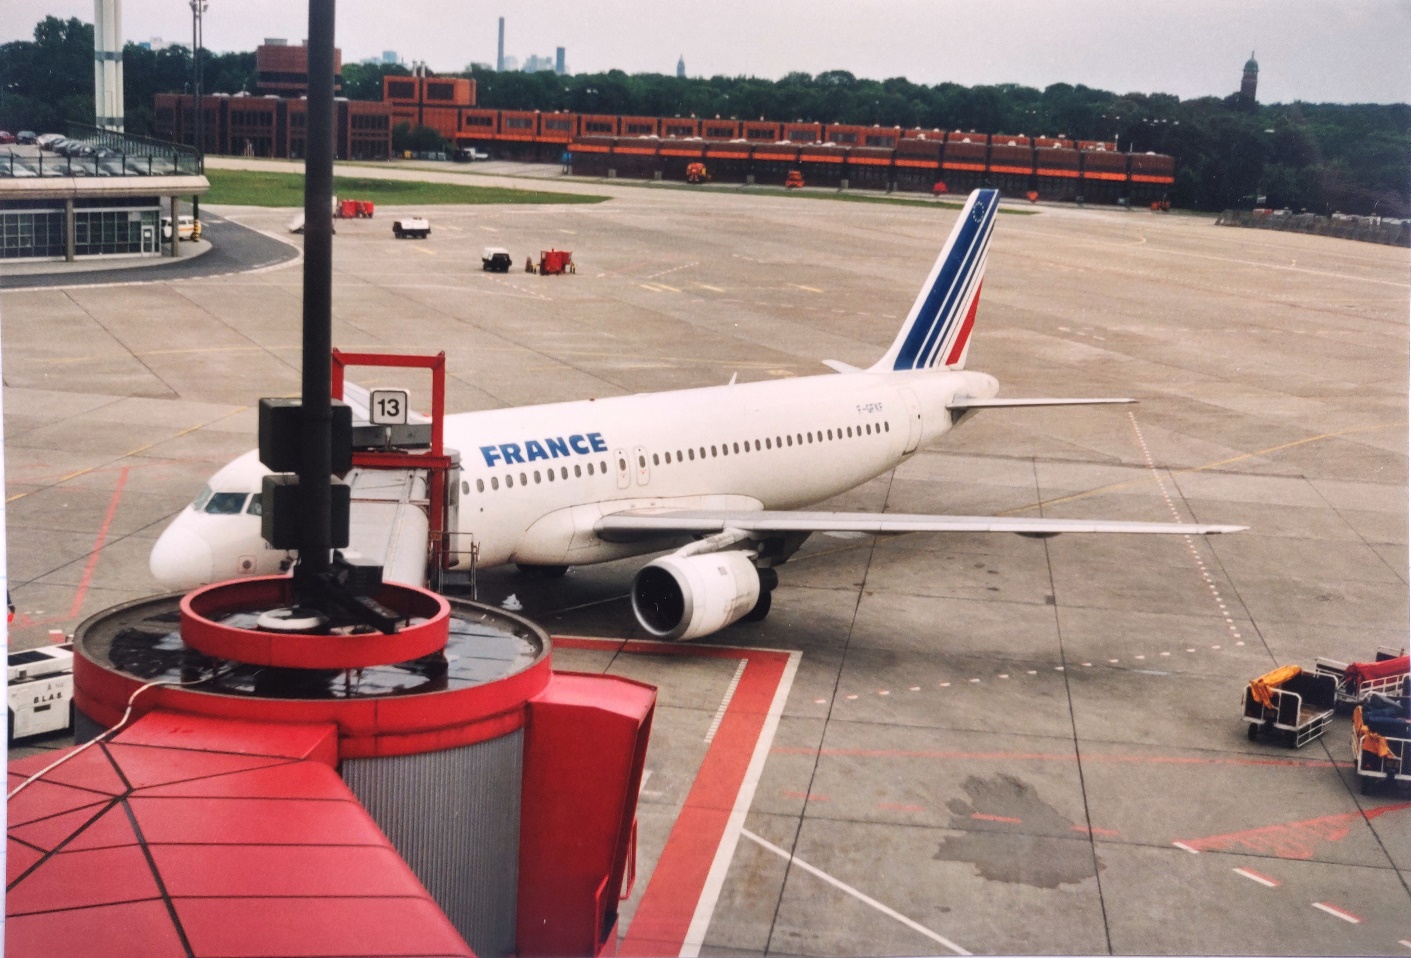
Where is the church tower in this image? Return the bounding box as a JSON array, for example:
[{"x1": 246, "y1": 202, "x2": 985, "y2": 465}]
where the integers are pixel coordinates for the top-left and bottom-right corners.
[{"x1": 1240, "y1": 51, "x2": 1258, "y2": 104}]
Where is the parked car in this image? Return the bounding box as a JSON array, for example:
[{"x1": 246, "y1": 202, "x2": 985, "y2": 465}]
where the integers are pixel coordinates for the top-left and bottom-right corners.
[
  {"x1": 35, "y1": 133, "x2": 64, "y2": 150},
  {"x1": 16, "y1": 131, "x2": 37, "y2": 145},
  {"x1": 161, "y1": 215, "x2": 198, "y2": 241},
  {"x1": 482, "y1": 247, "x2": 512, "y2": 272},
  {"x1": 0, "y1": 131, "x2": 14, "y2": 145}
]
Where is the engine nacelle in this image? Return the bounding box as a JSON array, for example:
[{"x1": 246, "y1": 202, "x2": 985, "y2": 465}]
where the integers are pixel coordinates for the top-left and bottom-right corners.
[{"x1": 630, "y1": 550, "x2": 761, "y2": 641}]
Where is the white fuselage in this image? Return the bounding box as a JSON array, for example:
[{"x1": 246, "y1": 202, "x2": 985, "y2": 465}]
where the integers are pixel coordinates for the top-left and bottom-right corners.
[
  {"x1": 148, "y1": 366, "x2": 999, "y2": 590},
  {"x1": 448, "y1": 367, "x2": 998, "y2": 568}
]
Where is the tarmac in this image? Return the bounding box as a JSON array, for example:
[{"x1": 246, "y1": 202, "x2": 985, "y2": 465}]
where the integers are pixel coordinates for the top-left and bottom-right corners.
[{"x1": 2, "y1": 165, "x2": 1408, "y2": 955}]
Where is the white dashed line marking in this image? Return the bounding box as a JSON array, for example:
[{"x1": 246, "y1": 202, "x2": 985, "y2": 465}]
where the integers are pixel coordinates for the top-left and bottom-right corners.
[
  {"x1": 1129, "y1": 412, "x2": 1245, "y2": 645},
  {"x1": 1233, "y1": 867, "x2": 1279, "y2": 888},
  {"x1": 1312, "y1": 902, "x2": 1361, "y2": 924},
  {"x1": 703, "y1": 659, "x2": 748, "y2": 745},
  {"x1": 1172, "y1": 842, "x2": 1200, "y2": 854}
]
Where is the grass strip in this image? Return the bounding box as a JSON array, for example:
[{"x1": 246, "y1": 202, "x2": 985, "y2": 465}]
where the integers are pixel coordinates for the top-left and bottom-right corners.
[{"x1": 203, "y1": 167, "x2": 608, "y2": 207}]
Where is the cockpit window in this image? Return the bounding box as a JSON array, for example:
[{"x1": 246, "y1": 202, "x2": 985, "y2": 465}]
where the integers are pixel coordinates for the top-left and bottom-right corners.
[
  {"x1": 246, "y1": 495, "x2": 263, "y2": 516},
  {"x1": 204, "y1": 492, "x2": 249, "y2": 515},
  {"x1": 191, "y1": 485, "x2": 214, "y2": 512}
]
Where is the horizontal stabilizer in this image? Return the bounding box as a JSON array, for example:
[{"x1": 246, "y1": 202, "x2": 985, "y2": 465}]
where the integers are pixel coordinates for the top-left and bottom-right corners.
[
  {"x1": 947, "y1": 397, "x2": 1136, "y2": 410},
  {"x1": 597, "y1": 508, "x2": 1245, "y2": 541}
]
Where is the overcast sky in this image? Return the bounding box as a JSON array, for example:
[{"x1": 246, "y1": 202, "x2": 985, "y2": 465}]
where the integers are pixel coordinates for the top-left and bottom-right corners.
[{"x1": 7, "y1": 1, "x2": 1408, "y2": 104}]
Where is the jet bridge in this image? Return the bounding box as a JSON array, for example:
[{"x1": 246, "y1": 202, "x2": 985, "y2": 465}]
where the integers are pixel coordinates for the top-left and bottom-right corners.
[{"x1": 333, "y1": 350, "x2": 469, "y2": 590}]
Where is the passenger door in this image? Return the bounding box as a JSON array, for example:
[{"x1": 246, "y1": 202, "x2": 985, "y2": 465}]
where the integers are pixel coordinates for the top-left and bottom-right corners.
[{"x1": 614, "y1": 448, "x2": 631, "y2": 490}]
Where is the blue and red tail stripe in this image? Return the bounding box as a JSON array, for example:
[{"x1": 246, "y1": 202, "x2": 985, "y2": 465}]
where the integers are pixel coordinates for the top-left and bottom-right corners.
[{"x1": 870, "y1": 188, "x2": 998, "y2": 372}]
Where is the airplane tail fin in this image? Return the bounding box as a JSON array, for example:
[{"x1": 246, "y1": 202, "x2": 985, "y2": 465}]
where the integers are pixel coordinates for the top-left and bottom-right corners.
[{"x1": 869, "y1": 188, "x2": 999, "y2": 373}]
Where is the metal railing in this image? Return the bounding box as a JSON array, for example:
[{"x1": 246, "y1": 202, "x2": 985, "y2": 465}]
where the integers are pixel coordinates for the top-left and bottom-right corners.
[{"x1": 0, "y1": 125, "x2": 201, "y2": 179}]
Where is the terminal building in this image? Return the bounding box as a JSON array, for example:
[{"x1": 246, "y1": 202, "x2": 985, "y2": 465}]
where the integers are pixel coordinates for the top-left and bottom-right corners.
[
  {"x1": 151, "y1": 52, "x2": 1174, "y2": 203},
  {"x1": 0, "y1": 127, "x2": 208, "y2": 261}
]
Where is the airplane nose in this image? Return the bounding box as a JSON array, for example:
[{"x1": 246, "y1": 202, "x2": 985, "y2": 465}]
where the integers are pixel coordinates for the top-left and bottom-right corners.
[{"x1": 149, "y1": 525, "x2": 214, "y2": 590}]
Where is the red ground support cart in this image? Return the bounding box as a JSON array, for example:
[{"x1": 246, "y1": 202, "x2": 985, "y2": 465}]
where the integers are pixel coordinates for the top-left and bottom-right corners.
[
  {"x1": 338, "y1": 198, "x2": 359, "y2": 219},
  {"x1": 538, "y1": 249, "x2": 574, "y2": 275},
  {"x1": 356, "y1": 200, "x2": 375, "y2": 218}
]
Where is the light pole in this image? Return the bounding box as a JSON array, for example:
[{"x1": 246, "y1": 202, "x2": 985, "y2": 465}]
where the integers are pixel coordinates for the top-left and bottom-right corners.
[{"x1": 190, "y1": 0, "x2": 207, "y2": 223}]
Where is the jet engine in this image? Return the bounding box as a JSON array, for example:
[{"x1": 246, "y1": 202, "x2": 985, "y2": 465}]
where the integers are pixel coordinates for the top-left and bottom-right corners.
[{"x1": 631, "y1": 550, "x2": 762, "y2": 641}]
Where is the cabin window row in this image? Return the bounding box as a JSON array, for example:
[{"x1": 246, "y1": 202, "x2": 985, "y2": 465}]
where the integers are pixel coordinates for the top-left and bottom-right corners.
[
  {"x1": 471, "y1": 459, "x2": 611, "y2": 493},
  {"x1": 649, "y1": 420, "x2": 889, "y2": 467},
  {"x1": 466, "y1": 420, "x2": 891, "y2": 494}
]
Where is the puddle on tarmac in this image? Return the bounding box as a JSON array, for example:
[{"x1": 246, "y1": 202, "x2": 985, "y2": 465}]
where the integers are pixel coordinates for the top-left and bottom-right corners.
[{"x1": 932, "y1": 773, "x2": 1101, "y2": 889}]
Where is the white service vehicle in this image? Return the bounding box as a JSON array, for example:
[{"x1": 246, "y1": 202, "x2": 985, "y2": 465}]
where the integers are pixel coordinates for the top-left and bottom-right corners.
[
  {"x1": 8, "y1": 643, "x2": 74, "y2": 743},
  {"x1": 161, "y1": 214, "x2": 198, "y2": 241},
  {"x1": 393, "y1": 217, "x2": 431, "y2": 239}
]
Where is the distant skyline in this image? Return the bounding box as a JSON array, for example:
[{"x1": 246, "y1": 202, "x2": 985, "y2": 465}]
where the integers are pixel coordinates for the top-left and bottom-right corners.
[{"x1": 5, "y1": 1, "x2": 1408, "y2": 105}]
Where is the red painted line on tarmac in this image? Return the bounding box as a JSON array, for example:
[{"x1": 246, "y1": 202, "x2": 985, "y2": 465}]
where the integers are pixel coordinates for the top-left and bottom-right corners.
[
  {"x1": 67, "y1": 467, "x2": 129, "y2": 620},
  {"x1": 771, "y1": 746, "x2": 1354, "y2": 770},
  {"x1": 555, "y1": 636, "x2": 792, "y2": 958},
  {"x1": 1177, "y1": 802, "x2": 1411, "y2": 860},
  {"x1": 971, "y1": 813, "x2": 1022, "y2": 824},
  {"x1": 1071, "y1": 824, "x2": 1121, "y2": 837}
]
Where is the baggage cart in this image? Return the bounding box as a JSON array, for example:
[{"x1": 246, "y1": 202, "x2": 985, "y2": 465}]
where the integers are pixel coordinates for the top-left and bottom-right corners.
[
  {"x1": 1315, "y1": 648, "x2": 1408, "y2": 711},
  {"x1": 1352, "y1": 698, "x2": 1411, "y2": 794},
  {"x1": 1241, "y1": 665, "x2": 1336, "y2": 748}
]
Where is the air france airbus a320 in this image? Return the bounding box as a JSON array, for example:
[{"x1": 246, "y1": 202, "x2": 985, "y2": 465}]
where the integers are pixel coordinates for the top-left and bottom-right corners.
[{"x1": 150, "y1": 189, "x2": 1242, "y2": 641}]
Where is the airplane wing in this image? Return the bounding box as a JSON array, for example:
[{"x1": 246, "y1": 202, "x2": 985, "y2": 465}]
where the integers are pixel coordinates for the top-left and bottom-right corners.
[
  {"x1": 946, "y1": 397, "x2": 1136, "y2": 410},
  {"x1": 595, "y1": 508, "x2": 1245, "y2": 540}
]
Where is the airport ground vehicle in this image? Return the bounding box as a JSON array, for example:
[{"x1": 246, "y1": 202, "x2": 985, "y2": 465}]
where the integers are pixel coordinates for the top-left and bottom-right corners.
[
  {"x1": 393, "y1": 217, "x2": 431, "y2": 239},
  {"x1": 1315, "y1": 648, "x2": 1408, "y2": 711},
  {"x1": 8, "y1": 642, "x2": 74, "y2": 744},
  {"x1": 339, "y1": 199, "x2": 375, "y2": 218},
  {"x1": 538, "y1": 249, "x2": 574, "y2": 274},
  {"x1": 1241, "y1": 665, "x2": 1337, "y2": 748},
  {"x1": 784, "y1": 170, "x2": 805, "y2": 189},
  {"x1": 686, "y1": 162, "x2": 710, "y2": 184},
  {"x1": 161, "y1": 214, "x2": 199, "y2": 241},
  {"x1": 482, "y1": 247, "x2": 513, "y2": 272},
  {"x1": 1352, "y1": 695, "x2": 1411, "y2": 794},
  {"x1": 454, "y1": 147, "x2": 490, "y2": 162}
]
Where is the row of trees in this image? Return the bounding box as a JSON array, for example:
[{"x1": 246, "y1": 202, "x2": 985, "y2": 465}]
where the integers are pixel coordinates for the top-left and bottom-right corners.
[{"x1": 3, "y1": 17, "x2": 1406, "y2": 215}]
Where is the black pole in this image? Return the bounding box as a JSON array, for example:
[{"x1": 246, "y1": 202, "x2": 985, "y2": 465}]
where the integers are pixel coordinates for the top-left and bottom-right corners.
[
  {"x1": 295, "y1": 0, "x2": 336, "y2": 588},
  {"x1": 192, "y1": 2, "x2": 204, "y2": 221}
]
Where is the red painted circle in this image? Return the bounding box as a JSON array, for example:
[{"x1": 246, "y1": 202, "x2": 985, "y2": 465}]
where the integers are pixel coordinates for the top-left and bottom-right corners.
[
  {"x1": 180, "y1": 576, "x2": 450, "y2": 669},
  {"x1": 74, "y1": 591, "x2": 553, "y2": 759}
]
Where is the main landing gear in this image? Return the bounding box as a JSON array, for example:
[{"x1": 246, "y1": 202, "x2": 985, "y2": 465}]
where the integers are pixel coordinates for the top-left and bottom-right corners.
[{"x1": 744, "y1": 567, "x2": 779, "y2": 622}]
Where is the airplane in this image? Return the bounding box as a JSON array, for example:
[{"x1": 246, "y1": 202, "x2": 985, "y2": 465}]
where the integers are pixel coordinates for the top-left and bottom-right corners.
[{"x1": 149, "y1": 188, "x2": 1243, "y2": 641}]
